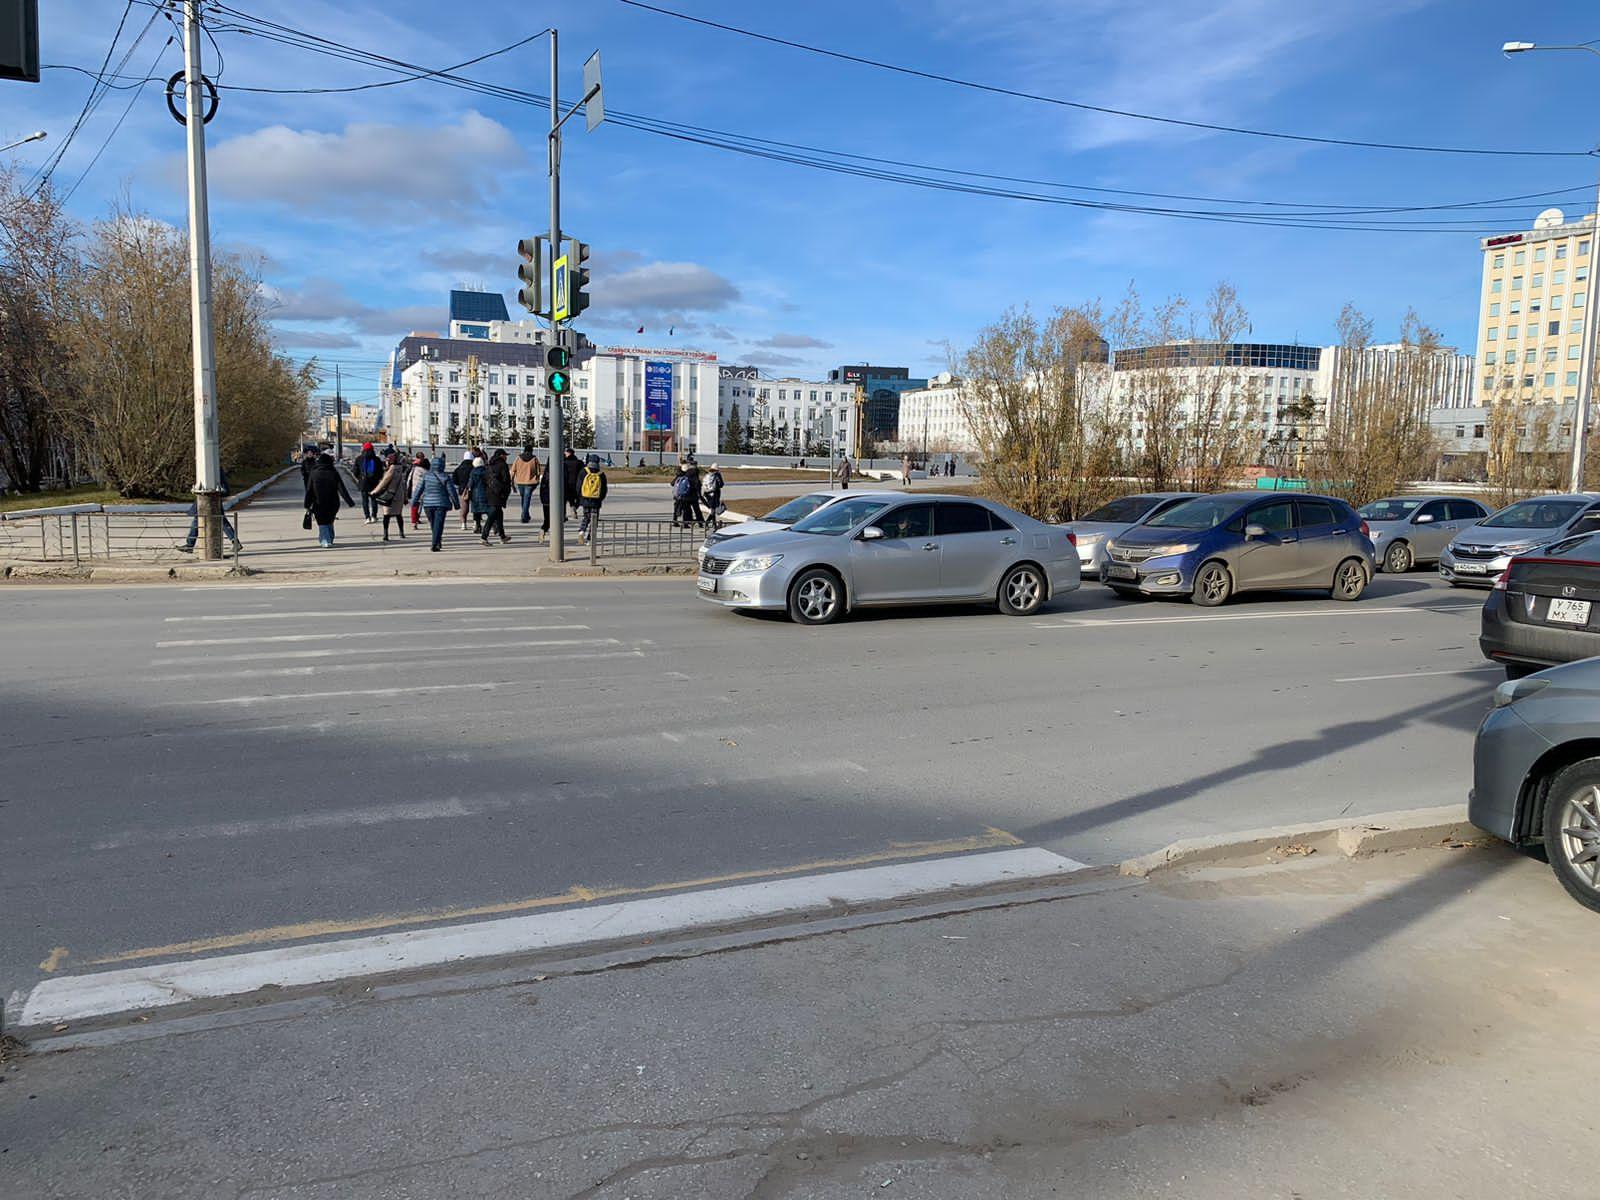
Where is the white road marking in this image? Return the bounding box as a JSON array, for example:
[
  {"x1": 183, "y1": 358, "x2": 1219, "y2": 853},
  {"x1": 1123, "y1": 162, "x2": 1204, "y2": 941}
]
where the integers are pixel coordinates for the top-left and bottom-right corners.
[
  {"x1": 154, "y1": 624, "x2": 583, "y2": 648},
  {"x1": 18, "y1": 847, "x2": 1088, "y2": 1026},
  {"x1": 1034, "y1": 603, "x2": 1479, "y2": 629},
  {"x1": 1334, "y1": 665, "x2": 1501, "y2": 683},
  {"x1": 164, "y1": 605, "x2": 577, "y2": 623},
  {"x1": 150, "y1": 637, "x2": 614, "y2": 665},
  {"x1": 148, "y1": 648, "x2": 647, "y2": 683},
  {"x1": 163, "y1": 682, "x2": 509, "y2": 706}
]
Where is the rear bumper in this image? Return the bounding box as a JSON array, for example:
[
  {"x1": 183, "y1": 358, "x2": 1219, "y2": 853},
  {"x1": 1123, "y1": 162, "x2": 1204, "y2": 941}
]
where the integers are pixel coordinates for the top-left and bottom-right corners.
[{"x1": 1479, "y1": 589, "x2": 1600, "y2": 668}]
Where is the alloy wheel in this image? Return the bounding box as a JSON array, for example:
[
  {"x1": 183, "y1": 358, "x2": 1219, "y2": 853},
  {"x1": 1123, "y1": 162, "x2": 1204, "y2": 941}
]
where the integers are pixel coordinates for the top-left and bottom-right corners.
[
  {"x1": 1557, "y1": 786, "x2": 1600, "y2": 893},
  {"x1": 1006, "y1": 569, "x2": 1041, "y2": 611},
  {"x1": 1198, "y1": 566, "x2": 1228, "y2": 603},
  {"x1": 1384, "y1": 542, "x2": 1411, "y2": 573},
  {"x1": 1337, "y1": 561, "x2": 1366, "y2": 598},
  {"x1": 797, "y1": 576, "x2": 837, "y2": 621}
]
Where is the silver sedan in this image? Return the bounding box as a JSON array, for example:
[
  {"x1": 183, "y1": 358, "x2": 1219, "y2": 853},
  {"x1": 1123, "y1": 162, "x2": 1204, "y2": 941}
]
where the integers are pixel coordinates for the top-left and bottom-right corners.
[
  {"x1": 696, "y1": 493, "x2": 1080, "y2": 625},
  {"x1": 1067, "y1": 492, "x2": 1199, "y2": 577}
]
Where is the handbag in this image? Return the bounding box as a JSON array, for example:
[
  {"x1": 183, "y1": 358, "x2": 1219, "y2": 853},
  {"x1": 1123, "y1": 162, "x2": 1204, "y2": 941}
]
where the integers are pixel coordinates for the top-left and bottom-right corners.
[{"x1": 302, "y1": 510, "x2": 313, "y2": 530}]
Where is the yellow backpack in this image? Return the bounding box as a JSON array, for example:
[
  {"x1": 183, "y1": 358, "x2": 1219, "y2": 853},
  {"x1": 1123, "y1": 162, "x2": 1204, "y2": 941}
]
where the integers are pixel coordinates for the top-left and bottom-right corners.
[{"x1": 580, "y1": 468, "x2": 603, "y2": 500}]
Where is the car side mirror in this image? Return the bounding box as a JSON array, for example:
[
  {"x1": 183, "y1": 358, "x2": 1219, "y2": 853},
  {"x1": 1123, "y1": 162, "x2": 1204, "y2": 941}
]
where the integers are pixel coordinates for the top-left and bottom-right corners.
[
  {"x1": 1414, "y1": 513, "x2": 1435, "y2": 524},
  {"x1": 859, "y1": 526, "x2": 885, "y2": 541},
  {"x1": 1244, "y1": 523, "x2": 1266, "y2": 540}
]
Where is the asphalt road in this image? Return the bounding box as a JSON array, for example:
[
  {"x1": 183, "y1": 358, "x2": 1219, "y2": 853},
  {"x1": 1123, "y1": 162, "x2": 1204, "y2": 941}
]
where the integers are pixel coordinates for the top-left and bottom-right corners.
[{"x1": 0, "y1": 570, "x2": 1497, "y2": 1001}]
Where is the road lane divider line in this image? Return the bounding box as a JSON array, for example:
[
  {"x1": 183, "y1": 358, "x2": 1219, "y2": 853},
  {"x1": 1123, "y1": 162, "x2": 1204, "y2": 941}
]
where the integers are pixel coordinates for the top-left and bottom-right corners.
[
  {"x1": 1334, "y1": 665, "x2": 1501, "y2": 683},
  {"x1": 154, "y1": 624, "x2": 585, "y2": 647},
  {"x1": 15, "y1": 843, "x2": 1080, "y2": 1029},
  {"x1": 148, "y1": 649, "x2": 646, "y2": 684},
  {"x1": 77, "y1": 828, "x2": 1029, "y2": 967},
  {"x1": 160, "y1": 681, "x2": 513, "y2": 706},
  {"x1": 163, "y1": 605, "x2": 578, "y2": 623},
  {"x1": 1033, "y1": 603, "x2": 1480, "y2": 628},
  {"x1": 150, "y1": 637, "x2": 612, "y2": 665}
]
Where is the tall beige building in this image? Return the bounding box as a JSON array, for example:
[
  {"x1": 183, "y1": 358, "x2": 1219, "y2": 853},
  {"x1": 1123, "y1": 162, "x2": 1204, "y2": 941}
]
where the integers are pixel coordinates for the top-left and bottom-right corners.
[{"x1": 1475, "y1": 207, "x2": 1594, "y2": 412}]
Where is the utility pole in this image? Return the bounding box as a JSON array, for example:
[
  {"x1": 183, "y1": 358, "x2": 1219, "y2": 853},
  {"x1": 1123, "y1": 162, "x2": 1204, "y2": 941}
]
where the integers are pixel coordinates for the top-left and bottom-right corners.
[
  {"x1": 334, "y1": 364, "x2": 343, "y2": 459},
  {"x1": 181, "y1": 0, "x2": 224, "y2": 558},
  {"x1": 1574, "y1": 190, "x2": 1600, "y2": 491},
  {"x1": 546, "y1": 28, "x2": 567, "y2": 561}
]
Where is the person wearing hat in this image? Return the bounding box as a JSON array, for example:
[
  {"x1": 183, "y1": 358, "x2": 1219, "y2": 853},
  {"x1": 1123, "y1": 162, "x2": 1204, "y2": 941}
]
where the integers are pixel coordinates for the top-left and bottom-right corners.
[
  {"x1": 355, "y1": 442, "x2": 383, "y2": 523},
  {"x1": 577, "y1": 453, "x2": 608, "y2": 544},
  {"x1": 561, "y1": 446, "x2": 584, "y2": 521},
  {"x1": 483, "y1": 448, "x2": 513, "y2": 545},
  {"x1": 702, "y1": 462, "x2": 725, "y2": 531},
  {"x1": 466, "y1": 454, "x2": 491, "y2": 540},
  {"x1": 452, "y1": 450, "x2": 476, "y2": 531}
]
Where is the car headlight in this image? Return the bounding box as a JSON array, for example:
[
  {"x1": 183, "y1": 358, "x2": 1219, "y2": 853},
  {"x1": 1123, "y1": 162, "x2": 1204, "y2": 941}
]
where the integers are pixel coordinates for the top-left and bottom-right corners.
[
  {"x1": 1495, "y1": 541, "x2": 1536, "y2": 555},
  {"x1": 727, "y1": 554, "x2": 783, "y2": 574},
  {"x1": 1148, "y1": 543, "x2": 1199, "y2": 557},
  {"x1": 1076, "y1": 532, "x2": 1103, "y2": 545}
]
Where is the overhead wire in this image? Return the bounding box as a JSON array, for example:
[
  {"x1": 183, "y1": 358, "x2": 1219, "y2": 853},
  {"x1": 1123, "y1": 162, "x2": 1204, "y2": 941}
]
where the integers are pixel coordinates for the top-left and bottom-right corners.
[
  {"x1": 614, "y1": 0, "x2": 1596, "y2": 159},
  {"x1": 29, "y1": 0, "x2": 138, "y2": 192},
  {"x1": 61, "y1": 34, "x2": 177, "y2": 204}
]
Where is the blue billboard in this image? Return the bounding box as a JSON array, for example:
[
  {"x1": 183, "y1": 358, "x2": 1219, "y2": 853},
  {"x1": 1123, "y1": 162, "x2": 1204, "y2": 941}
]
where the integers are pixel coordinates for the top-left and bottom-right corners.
[{"x1": 644, "y1": 361, "x2": 673, "y2": 432}]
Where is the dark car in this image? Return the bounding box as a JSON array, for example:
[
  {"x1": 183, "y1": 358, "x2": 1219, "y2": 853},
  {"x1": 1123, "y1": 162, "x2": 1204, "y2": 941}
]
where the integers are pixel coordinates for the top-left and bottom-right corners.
[
  {"x1": 1481, "y1": 532, "x2": 1600, "y2": 678},
  {"x1": 1472, "y1": 657, "x2": 1600, "y2": 913},
  {"x1": 1102, "y1": 491, "x2": 1375, "y2": 606}
]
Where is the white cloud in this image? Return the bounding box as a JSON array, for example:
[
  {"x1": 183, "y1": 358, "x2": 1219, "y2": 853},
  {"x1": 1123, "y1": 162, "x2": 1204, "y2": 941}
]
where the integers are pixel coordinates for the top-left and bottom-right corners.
[
  {"x1": 754, "y1": 332, "x2": 833, "y2": 349},
  {"x1": 264, "y1": 277, "x2": 442, "y2": 336},
  {"x1": 742, "y1": 351, "x2": 808, "y2": 368},
  {"x1": 594, "y1": 260, "x2": 741, "y2": 318},
  {"x1": 274, "y1": 329, "x2": 361, "y2": 350},
  {"x1": 205, "y1": 111, "x2": 523, "y2": 218}
]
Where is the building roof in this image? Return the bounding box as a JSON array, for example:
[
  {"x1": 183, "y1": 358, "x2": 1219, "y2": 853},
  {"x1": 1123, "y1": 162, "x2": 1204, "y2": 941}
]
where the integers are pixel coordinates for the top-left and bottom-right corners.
[
  {"x1": 392, "y1": 335, "x2": 550, "y2": 378},
  {"x1": 448, "y1": 290, "x2": 510, "y2": 325}
]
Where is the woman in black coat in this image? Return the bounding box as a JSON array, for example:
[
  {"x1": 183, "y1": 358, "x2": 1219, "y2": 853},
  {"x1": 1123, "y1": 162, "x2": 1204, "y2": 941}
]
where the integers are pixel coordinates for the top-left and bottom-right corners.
[
  {"x1": 482, "y1": 449, "x2": 513, "y2": 545},
  {"x1": 304, "y1": 456, "x2": 356, "y2": 548}
]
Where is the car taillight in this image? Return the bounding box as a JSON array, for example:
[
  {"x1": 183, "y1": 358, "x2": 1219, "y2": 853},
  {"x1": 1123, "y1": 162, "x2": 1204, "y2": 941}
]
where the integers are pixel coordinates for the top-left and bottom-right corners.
[
  {"x1": 1065, "y1": 531, "x2": 1077, "y2": 548},
  {"x1": 1359, "y1": 520, "x2": 1370, "y2": 538},
  {"x1": 1494, "y1": 558, "x2": 1520, "y2": 590}
]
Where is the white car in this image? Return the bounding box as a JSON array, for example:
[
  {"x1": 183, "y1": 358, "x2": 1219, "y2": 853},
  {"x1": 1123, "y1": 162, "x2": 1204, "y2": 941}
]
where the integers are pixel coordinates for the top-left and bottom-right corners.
[{"x1": 703, "y1": 488, "x2": 897, "y2": 548}]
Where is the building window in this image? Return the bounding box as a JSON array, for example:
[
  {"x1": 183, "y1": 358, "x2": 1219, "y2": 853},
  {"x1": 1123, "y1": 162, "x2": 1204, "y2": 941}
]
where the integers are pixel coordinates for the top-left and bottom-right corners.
[
  {"x1": 1555, "y1": 270, "x2": 1567, "y2": 285},
  {"x1": 1491, "y1": 278, "x2": 1503, "y2": 294},
  {"x1": 1489, "y1": 302, "x2": 1501, "y2": 317},
  {"x1": 1504, "y1": 325, "x2": 1515, "y2": 339},
  {"x1": 428, "y1": 388, "x2": 439, "y2": 404},
  {"x1": 1510, "y1": 299, "x2": 1522, "y2": 314},
  {"x1": 1534, "y1": 273, "x2": 1545, "y2": 288},
  {"x1": 1578, "y1": 292, "x2": 1588, "y2": 308},
  {"x1": 488, "y1": 372, "x2": 499, "y2": 384},
  {"x1": 1485, "y1": 351, "x2": 1497, "y2": 365},
  {"x1": 506, "y1": 374, "x2": 517, "y2": 386},
  {"x1": 1579, "y1": 266, "x2": 1590, "y2": 281},
  {"x1": 1532, "y1": 299, "x2": 1543, "y2": 313},
  {"x1": 1574, "y1": 318, "x2": 1586, "y2": 335},
  {"x1": 449, "y1": 390, "x2": 459, "y2": 403},
  {"x1": 1512, "y1": 275, "x2": 1524, "y2": 290},
  {"x1": 1536, "y1": 247, "x2": 1547, "y2": 262},
  {"x1": 1506, "y1": 349, "x2": 1517, "y2": 364},
  {"x1": 1558, "y1": 244, "x2": 1569, "y2": 259},
  {"x1": 1474, "y1": 424, "x2": 1486, "y2": 438},
  {"x1": 1524, "y1": 375, "x2": 1536, "y2": 388},
  {"x1": 1516, "y1": 249, "x2": 1528, "y2": 265},
  {"x1": 1553, "y1": 295, "x2": 1564, "y2": 310},
  {"x1": 1582, "y1": 240, "x2": 1592, "y2": 256},
  {"x1": 1494, "y1": 253, "x2": 1506, "y2": 268},
  {"x1": 1545, "y1": 373, "x2": 1557, "y2": 387},
  {"x1": 1568, "y1": 371, "x2": 1580, "y2": 387},
  {"x1": 1551, "y1": 321, "x2": 1562, "y2": 336},
  {"x1": 1528, "y1": 323, "x2": 1539, "y2": 338},
  {"x1": 1571, "y1": 345, "x2": 1583, "y2": 360},
  {"x1": 449, "y1": 372, "x2": 460, "y2": 383}
]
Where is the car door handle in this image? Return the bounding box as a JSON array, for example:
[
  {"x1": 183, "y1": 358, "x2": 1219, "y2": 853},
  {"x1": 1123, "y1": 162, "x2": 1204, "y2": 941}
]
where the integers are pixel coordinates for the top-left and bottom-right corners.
[
  {"x1": 922, "y1": 542, "x2": 938, "y2": 551},
  {"x1": 1000, "y1": 536, "x2": 1017, "y2": 545}
]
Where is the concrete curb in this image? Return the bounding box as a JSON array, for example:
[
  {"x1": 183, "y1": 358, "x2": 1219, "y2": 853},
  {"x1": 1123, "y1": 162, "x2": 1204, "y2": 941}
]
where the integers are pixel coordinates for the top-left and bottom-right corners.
[{"x1": 1118, "y1": 805, "x2": 1487, "y2": 877}]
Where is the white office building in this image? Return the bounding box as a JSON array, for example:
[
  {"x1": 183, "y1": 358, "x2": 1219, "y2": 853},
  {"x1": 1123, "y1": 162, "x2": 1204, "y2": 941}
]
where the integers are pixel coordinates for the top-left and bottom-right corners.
[
  {"x1": 896, "y1": 373, "x2": 976, "y2": 452},
  {"x1": 717, "y1": 366, "x2": 857, "y2": 455}
]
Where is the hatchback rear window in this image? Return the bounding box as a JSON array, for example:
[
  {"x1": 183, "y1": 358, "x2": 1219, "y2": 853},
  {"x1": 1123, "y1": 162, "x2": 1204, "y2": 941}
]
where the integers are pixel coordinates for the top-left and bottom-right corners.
[{"x1": 1082, "y1": 496, "x2": 1158, "y2": 524}]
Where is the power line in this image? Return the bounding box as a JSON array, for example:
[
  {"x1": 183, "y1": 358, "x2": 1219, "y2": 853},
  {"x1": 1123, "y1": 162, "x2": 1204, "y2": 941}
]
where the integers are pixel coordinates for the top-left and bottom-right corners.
[
  {"x1": 30, "y1": 1, "x2": 137, "y2": 192},
  {"x1": 615, "y1": 0, "x2": 1596, "y2": 159},
  {"x1": 61, "y1": 35, "x2": 177, "y2": 204}
]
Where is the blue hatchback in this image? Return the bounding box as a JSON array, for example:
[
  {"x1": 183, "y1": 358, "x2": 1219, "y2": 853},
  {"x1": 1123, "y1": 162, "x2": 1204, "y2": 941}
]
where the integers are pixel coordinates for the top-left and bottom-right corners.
[{"x1": 1101, "y1": 491, "x2": 1376, "y2": 606}]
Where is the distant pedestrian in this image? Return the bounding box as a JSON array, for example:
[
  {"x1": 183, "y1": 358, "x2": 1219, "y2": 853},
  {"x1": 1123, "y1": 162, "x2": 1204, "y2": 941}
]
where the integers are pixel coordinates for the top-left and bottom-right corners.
[
  {"x1": 407, "y1": 452, "x2": 428, "y2": 528},
  {"x1": 355, "y1": 442, "x2": 383, "y2": 522},
  {"x1": 467, "y1": 455, "x2": 490, "y2": 540},
  {"x1": 452, "y1": 452, "x2": 475, "y2": 530},
  {"x1": 299, "y1": 445, "x2": 319, "y2": 487},
  {"x1": 561, "y1": 446, "x2": 583, "y2": 519},
  {"x1": 409, "y1": 454, "x2": 459, "y2": 552},
  {"x1": 304, "y1": 453, "x2": 355, "y2": 547},
  {"x1": 683, "y1": 456, "x2": 705, "y2": 527},
  {"x1": 178, "y1": 465, "x2": 241, "y2": 553},
  {"x1": 373, "y1": 452, "x2": 409, "y2": 542},
  {"x1": 512, "y1": 445, "x2": 542, "y2": 524},
  {"x1": 671, "y1": 466, "x2": 691, "y2": 528},
  {"x1": 484, "y1": 449, "x2": 513, "y2": 544},
  {"x1": 901, "y1": 454, "x2": 912, "y2": 489},
  {"x1": 948, "y1": 456, "x2": 956, "y2": 477},
  {"x1": 577, "y1": 454, "x2": 607, "y2": 543},
  {"x1": 836, "y1": 455, "x2": 852, "y2": 490},
  {"x1": 538, "y1": 460, "x2": 551, "y2": 542},
  {"x1": 703, "y1": 462, "x2": 725, "y2": 530}
]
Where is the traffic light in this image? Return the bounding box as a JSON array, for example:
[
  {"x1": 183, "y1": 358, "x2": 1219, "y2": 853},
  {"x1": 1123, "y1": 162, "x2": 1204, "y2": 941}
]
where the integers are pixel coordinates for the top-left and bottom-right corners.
[
  {"x1": 567, "y1": 239, "x2": 591, "y2": 321},
  {"x1": 516, "y1": 236, "x2": 544, "y2": 315},
  {"x1": 545, "y1": 343, "x2": 572, "y2": 396}
]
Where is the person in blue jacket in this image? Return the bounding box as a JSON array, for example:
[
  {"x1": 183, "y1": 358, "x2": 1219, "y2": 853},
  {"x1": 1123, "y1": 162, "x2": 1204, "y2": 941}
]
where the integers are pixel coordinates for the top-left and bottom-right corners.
[{"x1": 409, "y1": 455, "x2": 461, "y2": 552}]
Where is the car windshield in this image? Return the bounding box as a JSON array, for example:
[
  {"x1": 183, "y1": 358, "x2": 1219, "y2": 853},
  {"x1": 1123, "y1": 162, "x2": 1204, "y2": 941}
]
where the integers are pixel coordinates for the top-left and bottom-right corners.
[
  {"x1": 1144, "y1": 496, "x2": 1240, "y2": 531},
  {"x1": 763, "y1": 493, "x2": 832, "y2": 524},
  {"x1": 1481, "y1": 499, "x2": 1587, "y2": 529},
  {"x1": 1082, "y1": 496, "x2": 1159, "y2": 524},
  {"x1": 790, "y1": 497, "x2": 892, "y2": 535},
  {"x1": 1359, "y1": 498, "x2": 1422, "y2": 521}
]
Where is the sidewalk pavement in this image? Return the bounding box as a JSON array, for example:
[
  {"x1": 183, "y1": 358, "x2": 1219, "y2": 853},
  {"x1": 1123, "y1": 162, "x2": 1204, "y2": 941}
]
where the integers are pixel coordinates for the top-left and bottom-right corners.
[{"x1": 2, "y1": 841, "x2": 1591, "y2": 1198}]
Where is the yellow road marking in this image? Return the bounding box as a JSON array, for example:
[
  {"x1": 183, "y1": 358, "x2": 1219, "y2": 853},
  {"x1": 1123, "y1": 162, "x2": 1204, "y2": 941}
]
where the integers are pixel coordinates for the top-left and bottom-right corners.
[
  {"x1": 86, "y1": 828, "x2": 1024, "y2": 967},
  {"x1": 38, "y1": 947, "x2": 69, "y2": 973}
]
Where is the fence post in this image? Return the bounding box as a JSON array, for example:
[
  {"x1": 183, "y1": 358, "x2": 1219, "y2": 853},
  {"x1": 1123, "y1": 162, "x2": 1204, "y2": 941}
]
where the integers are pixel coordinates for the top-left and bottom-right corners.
[
  {"x1": 590, "y1": 515, "x2": 598, "y2": 566},
  {"x1": 70, "y1": 513, "x2": 80, "y2": 564}
]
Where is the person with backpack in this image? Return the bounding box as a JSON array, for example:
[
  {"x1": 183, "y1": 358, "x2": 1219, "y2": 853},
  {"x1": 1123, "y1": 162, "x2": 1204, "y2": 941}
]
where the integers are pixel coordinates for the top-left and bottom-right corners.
[
  {"x1": 372, "y1": 451, "x2": 411, "y2": 542},
  {"x1": 561, "y1": 446, "x2": 583, "y2": 520},
  {"x1": 702, "y1": 463, "x2": 725, "y2": 531},
  {"x1": 671, "y1": 466, "x2": 691, "y2": 528},
  {"x1": 355, "y1": 443, "x2": 384, "y2": 522},
  {"x1": 409, "y1": 454, "x2": 460, "y2": 552},
  {"x1": 577, "y1": 454, "x2": 607, "y2": 544},
  {"x1": 682, "y1": 455, "x2": 705, "y2": 527},
  {"x1": 483, "y1": 448, "x2": 513, "y2": 545}
]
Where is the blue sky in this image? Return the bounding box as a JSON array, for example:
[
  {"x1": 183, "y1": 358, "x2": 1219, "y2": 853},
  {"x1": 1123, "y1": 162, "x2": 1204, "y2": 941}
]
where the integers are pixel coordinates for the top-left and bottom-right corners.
[{"x1": 16, "y1": 1, "x2": 1600, "y2": 408}]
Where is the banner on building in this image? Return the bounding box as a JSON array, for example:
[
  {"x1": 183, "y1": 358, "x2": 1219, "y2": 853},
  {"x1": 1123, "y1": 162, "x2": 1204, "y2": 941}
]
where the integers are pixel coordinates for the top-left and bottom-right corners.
[{"x1": 644, "y1": 361, "x2": 673, "y2": 432}]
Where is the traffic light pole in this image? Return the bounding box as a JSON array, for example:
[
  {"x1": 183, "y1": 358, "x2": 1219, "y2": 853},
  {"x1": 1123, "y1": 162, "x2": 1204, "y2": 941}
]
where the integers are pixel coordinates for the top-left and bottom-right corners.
[{"x1": 546, "y1": 29, "x2": 567, "y2": 563}]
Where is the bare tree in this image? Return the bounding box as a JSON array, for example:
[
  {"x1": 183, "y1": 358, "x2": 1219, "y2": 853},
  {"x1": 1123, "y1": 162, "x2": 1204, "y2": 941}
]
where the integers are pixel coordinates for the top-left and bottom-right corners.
[
  {"x1": 1486, "y1": 389, "x2": 1563, "y2": 506},
  {"x1": 1308, "y1": 305, "x2": 1444, "y2": 505},
  {"x1": 961, "y1": 304, "x2": 1121, "y2": 521}
]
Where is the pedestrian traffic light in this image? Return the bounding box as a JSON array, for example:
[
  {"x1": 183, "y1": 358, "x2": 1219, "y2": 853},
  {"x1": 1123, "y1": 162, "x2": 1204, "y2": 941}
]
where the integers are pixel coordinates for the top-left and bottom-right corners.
[
  {"x1": 516, "y1": 236, "x2": 543, "y2": 315},
  {"x1": 566, "y1": 239, "x2": 591, "y2": 321},
  {"x1": 546, "y1": 343, "x2": 572, "y2": 395}
]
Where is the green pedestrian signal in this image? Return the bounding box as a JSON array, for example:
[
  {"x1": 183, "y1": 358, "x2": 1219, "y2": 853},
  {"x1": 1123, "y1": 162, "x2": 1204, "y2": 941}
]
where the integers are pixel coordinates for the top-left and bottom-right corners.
[{"x1": 547, "y1": 369, "x2": 571, "y2": 395}]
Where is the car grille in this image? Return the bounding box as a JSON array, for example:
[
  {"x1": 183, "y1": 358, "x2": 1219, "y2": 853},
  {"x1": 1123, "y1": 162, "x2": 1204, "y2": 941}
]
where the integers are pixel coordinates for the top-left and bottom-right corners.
[
  {"x1": 1451, "y1": 545, "x2": 1503, "y2": 560},
  {"x1": 1109, "y1": 546, "x2": 1156, "y2": 564},
  {"x1": 700, "y1": 554, "x2": 733, "y2": 576}
]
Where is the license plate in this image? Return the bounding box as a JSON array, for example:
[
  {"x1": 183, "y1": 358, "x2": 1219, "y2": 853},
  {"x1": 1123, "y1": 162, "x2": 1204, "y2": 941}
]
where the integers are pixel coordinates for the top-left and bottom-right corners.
[
  {"x1": 1105, "y1": 563, "x2": 1136, "y2": 580},
  {"x1": 1547, "y1": 597, "x2": 1591, "y2": 625},
  {"x1": 697, "y1": 576, "x2": 717, "y2": 594},
  {"x1": 1454, "y1": 562, "x2": 1487, "y2": 575}
]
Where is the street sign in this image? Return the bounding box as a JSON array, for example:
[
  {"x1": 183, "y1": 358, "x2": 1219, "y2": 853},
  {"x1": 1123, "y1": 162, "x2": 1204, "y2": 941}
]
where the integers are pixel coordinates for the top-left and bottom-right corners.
[
  {"x1": 553, "y1": 254, "x2": 570, "y2": 322},
  {"x1": 582, "y1": 51, "x2": 604, "y2": 132}
]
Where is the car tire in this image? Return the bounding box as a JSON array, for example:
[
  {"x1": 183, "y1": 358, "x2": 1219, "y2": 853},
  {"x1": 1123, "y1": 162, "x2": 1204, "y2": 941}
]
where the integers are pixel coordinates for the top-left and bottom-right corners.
[
  {"x1": 1541, "y1": 759, "x2": 1600, "y2": 914},
  {"x1": 1190, "y1": 560, "x2": 1232, "y2": 607},
  {"x1": 1382, "y1": 541, "x2": 1413, "y2": 574},
  {"x1": 787, "y1": 567, "x2": 844, "y2": 626},
  {"x1": 998, "y1": 562, "x2": 1046, "y2": 616},
  {"x1": 1330, "y1": 557, "x2": 1369, "y2": 601}
]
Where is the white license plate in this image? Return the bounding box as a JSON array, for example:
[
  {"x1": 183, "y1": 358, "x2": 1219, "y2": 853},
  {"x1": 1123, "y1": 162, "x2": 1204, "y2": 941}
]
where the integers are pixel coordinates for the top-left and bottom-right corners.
[
  {"x1": 1105, "y1": 563, "x2": 1136, "y2": 580},
  {"x1": 697, "y1": 575, "x2": 717, "y2": 593},
  {"x1": 1454, "y1": 562, "x2": 1487, "y2": 575},
  {"x1": 1547, "y1": 597, "x2": 1591, "y2": 625}
]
